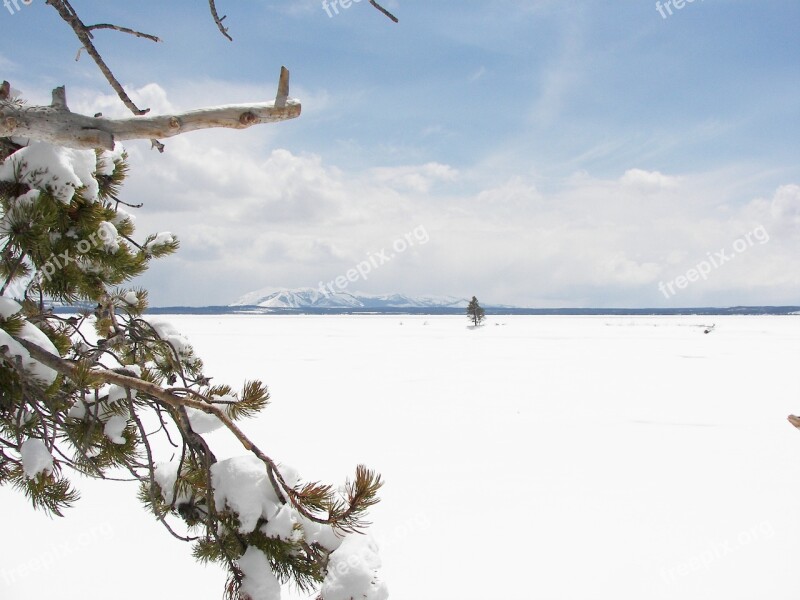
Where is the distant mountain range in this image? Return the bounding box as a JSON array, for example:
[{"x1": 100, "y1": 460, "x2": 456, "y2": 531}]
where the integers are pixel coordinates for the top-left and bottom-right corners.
[
  {"x1": 45, "y1": 287, "x2": 800, "y2": 316},
  {"x1": 230, "y1": 287, "x2": 479, "y2": 309}
]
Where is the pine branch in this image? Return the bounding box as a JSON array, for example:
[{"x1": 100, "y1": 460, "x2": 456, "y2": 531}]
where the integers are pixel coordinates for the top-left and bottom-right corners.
[
  {"x1": 13, "y1": 334, "x2": 381, "y2": 532},
  {"x1": 13, "y1": 335, "x2": 290, "y2": 502},
  {"x1": 1, "y1": 57, "x2": 386, "y2": 593}
]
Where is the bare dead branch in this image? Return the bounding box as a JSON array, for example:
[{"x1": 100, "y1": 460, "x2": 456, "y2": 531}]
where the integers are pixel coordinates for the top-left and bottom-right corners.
[
  {"x1": 45, "y1": 0, "x2": 149, "y2": 116},
  {"x1": 0, "y1": 70, "x2": 300, "y2": 150},
  {"x1": 85, "y1": 24, "x2": 162, "y2": 43},
  {"x1": 41, "y1": 1, "x2": 393, "y2": 152},
  {"x1": 370, "y1": 0, "x2": 399, "y2": 23},
  {"x1": 208, "y1": 0, "x2": 233, "y2": 41},
  {"x1": 275, "y1": 66, "x2": 290, "y2": 108}
]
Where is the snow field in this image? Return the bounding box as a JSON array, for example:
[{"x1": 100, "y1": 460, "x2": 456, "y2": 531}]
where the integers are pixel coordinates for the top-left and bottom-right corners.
[{"x1": 3, "y1": 315, "x2": 800, "y2": 600}]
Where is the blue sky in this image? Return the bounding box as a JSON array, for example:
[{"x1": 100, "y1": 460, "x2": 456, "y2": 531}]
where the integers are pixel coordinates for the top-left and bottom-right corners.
[{"x1": 2, "y1": 0, "x2": 799, "y2": 306}]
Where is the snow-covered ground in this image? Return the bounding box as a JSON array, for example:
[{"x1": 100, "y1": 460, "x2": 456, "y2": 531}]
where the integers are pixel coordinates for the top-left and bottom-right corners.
[{"x1": 4, "y1": 315, "x2": 800, "y2": 600}]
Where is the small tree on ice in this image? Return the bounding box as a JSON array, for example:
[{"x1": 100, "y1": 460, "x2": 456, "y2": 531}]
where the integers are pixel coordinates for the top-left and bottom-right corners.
[
  {"x1": 466, "y1": 296, "x2": 485, "y2": 327},
  {"x1": 0, "y1": 3, "x2": 397, "y2": 600}
]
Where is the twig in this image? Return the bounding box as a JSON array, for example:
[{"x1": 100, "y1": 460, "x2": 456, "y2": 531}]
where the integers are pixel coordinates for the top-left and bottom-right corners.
[
  {"x1": 370, "y1": 0, "x2": 399, "y2": 22},
  {"x1": 45, "y1": 0, "x2": 149, "y2": 116},
  {"x1": 208, "y1": 0, "x2": 233, "y2": 41},
  {"x1": 0, "y1": 251, "x2": 28, "y2": 297},
  {"x1": 85, "y1": 24, "x2": 162, "y2": 43},
  {"x1": 109, "y1": 192, "x2": 144, "y2": 210},
  {"x1": 128, "y1": 393, "x2": 190, "y2": 540}
]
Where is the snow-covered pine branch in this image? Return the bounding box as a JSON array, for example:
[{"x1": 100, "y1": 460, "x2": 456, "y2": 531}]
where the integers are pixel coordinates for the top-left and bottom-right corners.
[
  {"x1": 0, "y1": 137, "x2": 385, "y2": 600},
  {"x1": 2, "y1": 3, "x2": 393, "y2": 597},
  {"x1": 0, "y1": 68, "x2": 300, "y2": 151}
]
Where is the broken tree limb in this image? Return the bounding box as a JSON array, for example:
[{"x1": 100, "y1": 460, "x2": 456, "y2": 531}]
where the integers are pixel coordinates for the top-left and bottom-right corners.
[
  {"x1": 208, "y1": 0, "x2": 233, "y2": 41},
  {"x1": 0, "y1": 67, "x2": 300, "y2": 151},
  {"x1": 84, "y1": 23, "x2": 162, "y2": 43},
  {"x1": 370, "y1": 0, "x2": 399, "y2": 23},
  {"x1": 46, "y1": 0, "x2": 150, "y2": 116}
]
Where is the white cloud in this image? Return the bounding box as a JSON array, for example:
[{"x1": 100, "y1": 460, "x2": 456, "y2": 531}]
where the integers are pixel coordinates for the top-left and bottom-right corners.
[
  {"x1": 619, "y1": 168, "x2": 678, "y2": 193},
  {"x1": 72, "y1": 83, "x2": 176, "y2": 119},
  {"x1": 125, "y1": 138, "x2": 799, "y2": 307},
  {"x1": 369, "y1": 162, "x2": 458, "y2": 193},
  {"x1": 16, "y1": 80, "x2": 794, "y2": 308},
  {"x1": 770, "y1": 184, "x2": 800, "y2": 223},
  {"x1": 473, "y1": 177, "x2": 541, "y2": 214}
]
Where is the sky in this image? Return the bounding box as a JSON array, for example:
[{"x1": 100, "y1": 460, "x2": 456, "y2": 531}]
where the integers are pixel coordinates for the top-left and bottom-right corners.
[{"x1": 1, "y1": 0, "x2": 799, "y2": 307}]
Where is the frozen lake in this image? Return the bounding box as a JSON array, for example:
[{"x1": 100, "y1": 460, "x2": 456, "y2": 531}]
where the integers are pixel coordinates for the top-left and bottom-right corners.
[{"x1": 4, "y1": 315, "x2": 800, "y2": 600}]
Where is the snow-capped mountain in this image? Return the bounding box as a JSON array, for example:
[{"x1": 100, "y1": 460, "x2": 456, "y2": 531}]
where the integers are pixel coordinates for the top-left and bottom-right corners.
[{"x1": 230, "y1": 287, "x2": 470, "y2": 309}]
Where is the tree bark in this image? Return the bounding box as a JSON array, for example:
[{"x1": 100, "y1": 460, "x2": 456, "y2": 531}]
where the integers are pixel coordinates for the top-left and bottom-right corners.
[{"x1": 0, "y1": 67, "x2": 300, "y2": 151}]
